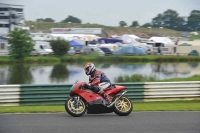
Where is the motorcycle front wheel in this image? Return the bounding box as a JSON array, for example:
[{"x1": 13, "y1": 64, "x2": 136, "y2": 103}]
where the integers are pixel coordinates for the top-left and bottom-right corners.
[
  {"x1": 65, "y1": 97, "x2": 86, "y2": 117},
  {"x1": 113, "y1": 96, "x2": 133, "y2": 116}
]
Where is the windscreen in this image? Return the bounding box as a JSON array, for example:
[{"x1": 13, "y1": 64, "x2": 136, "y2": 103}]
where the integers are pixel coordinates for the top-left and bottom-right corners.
[{"x1": 70, "y1": 81, "x2": 79, "y2": 92}]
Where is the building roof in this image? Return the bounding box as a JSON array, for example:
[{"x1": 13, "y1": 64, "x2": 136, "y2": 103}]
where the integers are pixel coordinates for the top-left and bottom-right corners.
[{"x1": 0, "y1": 3, "x2": 24, "y2": 8}]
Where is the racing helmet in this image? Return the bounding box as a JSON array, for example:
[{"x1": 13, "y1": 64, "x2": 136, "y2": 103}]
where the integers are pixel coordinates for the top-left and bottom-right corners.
[{"x1": 84, "y1": 62, "x2": 95, "y2": 75}]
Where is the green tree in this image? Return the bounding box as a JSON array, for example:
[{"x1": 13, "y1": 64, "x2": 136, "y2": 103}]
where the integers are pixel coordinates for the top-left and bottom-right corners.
[
  {"x1": 175, "y1": 17, "x2": 186, "y2": 30},
  {"x1": 142, "y1": 23, "x2": 152, "y2": 27},
  {"x1": 130, "y1": 21, "x2": 139, "y2": 27},
  {"x1": 187, "y1": 10, "x2": 200, "y2": 31},
  {"x1": 8, "y1": 28, "x2": 34, "y2": 61},
  {"x1": 43, "y1": 18, "x2": 55, "y2": 22},
  {"x1": 61, "y1": 15, "x2": 82, "y2": 23},
  {"x1": 36, "y1": 18, "x2": 44, "y2": 22},
  {"x1": 119, "y1": 21, "x2": 127, "y2": 27},
  {"x1": 50, "y1": 38, "x2": 70, "y2": 56},
  {"x1": 151, "y1": 9, "x2": 187, "y2": 30},
  {"x1": 152, "y1": 14, "x2": 163, "y2": 27},
  {"x1": 162, "y1": 9, "x2": 179, "y2": 28},
  {"x1": 36, "y1": 18, "x2": 55, "y2": 22}
]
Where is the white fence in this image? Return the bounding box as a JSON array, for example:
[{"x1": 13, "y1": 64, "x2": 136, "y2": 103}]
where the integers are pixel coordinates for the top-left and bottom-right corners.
[{"x1": 0, "y1": 81, "x2": 199, "y2": 106}]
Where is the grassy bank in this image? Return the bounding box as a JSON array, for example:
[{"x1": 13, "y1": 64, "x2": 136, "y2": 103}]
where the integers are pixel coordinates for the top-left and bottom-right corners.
[
  {"x1": 115, "y1": 74, "x2": 200, "y2": 82},
  {"x1": 189, "y1": 33, "x2": 200, "y2": 41},
  {"x1": 114, "y1": 74, "x2": 157, "y2": 82},
  {"x1": 0, "y1": 100, "x2": 199, "y2": 113},
  {"x1": 159, "y1": 75, "x2": 200, "y2": 82},
  {"x1": 26, "y1": 21, "x2": 183, "y2": 37},
  {"x1": 0, "y1": 55, "x2": 200, "y2": 64}
]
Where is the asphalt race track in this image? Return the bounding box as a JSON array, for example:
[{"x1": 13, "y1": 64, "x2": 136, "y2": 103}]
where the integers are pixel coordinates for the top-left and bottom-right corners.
[{"x1": 0, "y1": 112, "x2": 200, "y2": 133}]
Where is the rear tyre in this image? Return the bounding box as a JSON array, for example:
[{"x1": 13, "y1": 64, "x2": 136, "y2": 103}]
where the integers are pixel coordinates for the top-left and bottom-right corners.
[
  {"x1": 113, "y1": 96, "x2": 133, "y2": 116},
  {"x1": 65, "y1": 97, "x2": 86, "y2": 117}
]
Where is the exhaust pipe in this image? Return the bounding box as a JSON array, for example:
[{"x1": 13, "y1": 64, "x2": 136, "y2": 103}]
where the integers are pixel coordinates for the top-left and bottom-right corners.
[{"x1": 107, "y1": 91, "x2": 127, "y2": 108}]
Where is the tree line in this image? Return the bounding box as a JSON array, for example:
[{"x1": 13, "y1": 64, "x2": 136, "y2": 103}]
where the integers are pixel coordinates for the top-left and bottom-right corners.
[
  {"x1": 120, "y1": 9, "x2": 200, "y2": 31},
  {"x1": 35, "y1": 9, "x2": 200, "y2": 32},
  {"x1": 36, "y1": 15, "x2": 81, "y2": 23}
]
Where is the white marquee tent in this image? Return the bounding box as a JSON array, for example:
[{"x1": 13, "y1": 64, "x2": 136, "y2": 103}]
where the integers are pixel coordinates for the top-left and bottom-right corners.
[
  {"x1": 149, "y1": 37, "x2": 175, "y2": 47},
  {"x1": 121, "y1": 34, "x2": 140, "y2": 44}
]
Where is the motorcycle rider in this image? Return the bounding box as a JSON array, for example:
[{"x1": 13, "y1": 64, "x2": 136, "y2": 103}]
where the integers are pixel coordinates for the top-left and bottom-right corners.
[{"x1": 83, "y1": 62, "x2": 112, "y2": 104}]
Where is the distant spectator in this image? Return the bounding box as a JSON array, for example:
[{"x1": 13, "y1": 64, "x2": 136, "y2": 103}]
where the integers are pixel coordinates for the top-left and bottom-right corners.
[
  {"x1": 174, "y1": 38, "x2": 179, "y2": 53},
  {"x1": 101, "y1": 40, "x2": 105, "y2": 44},
  {"x1": 40, "y1": 45, "x2": 43, "y2": 49},
  {"x1": 175, "y1": 38, "x2": 179, "y2": 45},
  {"x1": 157, "y1": 46, "x2": 162, "y2": 55}
]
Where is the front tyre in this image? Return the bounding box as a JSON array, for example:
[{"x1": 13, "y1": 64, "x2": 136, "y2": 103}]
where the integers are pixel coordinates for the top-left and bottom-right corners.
[
  {"x1": 114, "y1": 96, "x2": 133, "y2": 116},
  {"x1": 65, "y1": 97, "x2": 86, "y2": 117}
]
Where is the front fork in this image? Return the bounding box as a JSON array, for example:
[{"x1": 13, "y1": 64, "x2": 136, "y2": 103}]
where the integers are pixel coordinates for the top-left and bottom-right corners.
[{"x1": 73, "y1": 95, "x2": 80, "y2": 108}]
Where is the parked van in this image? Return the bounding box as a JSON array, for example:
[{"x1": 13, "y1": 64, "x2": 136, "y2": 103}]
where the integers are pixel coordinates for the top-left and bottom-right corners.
[
  {"x1": 31, "y1": 49, "x2": 50, "y2": 56},
  {"x1": 32, "y1": 41, "x2": 53, "y2": 55}
]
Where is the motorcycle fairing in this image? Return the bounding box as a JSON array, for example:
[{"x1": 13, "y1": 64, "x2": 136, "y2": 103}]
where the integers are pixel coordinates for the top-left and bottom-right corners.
[{"x1": 70, "y1": 81, "x2": 126, "y2": 103}]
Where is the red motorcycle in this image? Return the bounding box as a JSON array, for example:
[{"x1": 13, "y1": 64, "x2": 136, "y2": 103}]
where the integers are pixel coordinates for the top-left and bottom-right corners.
[{"x1": 65, "y1": 81, "x2": 133, "y2": 117}]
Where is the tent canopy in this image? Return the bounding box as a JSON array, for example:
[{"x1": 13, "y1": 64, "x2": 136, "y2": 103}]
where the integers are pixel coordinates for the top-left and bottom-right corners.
[
  {"x1": 122, "y1": 34, "x2": 140, "y2": 44},
  {"x1": 114, "y1": 45, "x2": 146, "y2": 55},
  {"x1": 69, "y1": 40, "x2": 83, "y2": 47},
  {"x1": 149, "y1": 37, "x2": 175, "y2": 46}
]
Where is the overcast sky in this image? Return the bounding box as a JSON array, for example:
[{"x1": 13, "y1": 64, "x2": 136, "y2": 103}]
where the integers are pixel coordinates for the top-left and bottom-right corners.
[{"x1": 1, "y1": 0, "x2": 200, "y2": 26}]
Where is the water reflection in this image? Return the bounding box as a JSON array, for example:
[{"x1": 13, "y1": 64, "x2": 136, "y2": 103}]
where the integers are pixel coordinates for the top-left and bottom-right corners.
[
  {"x1": 100, "y1": 64, "x2": 111, "y2": 69},
  {"x1": 7, "y1": 64, "x2": 33, "y2": 84},
  {"x1": 0, "y1": 66, "x2": 9, "y2": 84},
  {"x1": 50, "y1": 64, "x2": 69, "y2": 83},
  {"x1": 117, "y1": 64, "x2": 145, "y2": 71},
  {"x1": 0, "y1": 62, "x2": 199, "y2": 85},
  {"x1": 189, "y1": 62, "x2": 199, "y2": 68}
]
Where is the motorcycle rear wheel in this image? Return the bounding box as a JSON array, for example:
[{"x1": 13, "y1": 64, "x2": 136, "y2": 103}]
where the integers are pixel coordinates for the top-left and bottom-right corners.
[
  {"x1": 65, "y1": 97, "x2": 86, "y2": 117},
  {"x1": 113, "y1": 96, "x2": 133, "y2": 116}
]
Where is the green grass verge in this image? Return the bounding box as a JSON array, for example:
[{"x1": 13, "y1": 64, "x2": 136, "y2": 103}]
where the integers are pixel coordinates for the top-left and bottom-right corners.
[
  {"x1": 158, "y1": 75, "x2": 200, "y2": 82},
  {"x1": 1, "y1": 55, "x2": 200, "y2": 64},
  {"x1": 0, "y1": 100, "x2": 199, "y2": 113},
  {"x1": 115, "y1": 74, "x2": 200, "y2": 82},
  {"x1": 134, "y1": 100, "x2": 200, "y2": 111}
]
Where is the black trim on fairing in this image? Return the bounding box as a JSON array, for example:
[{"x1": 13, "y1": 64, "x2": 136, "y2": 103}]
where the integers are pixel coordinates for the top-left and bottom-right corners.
[
  {"x1": 88, "y1": 98, "x2": 104, "y2": 105},
  {"x1": 87, "y1": 99, "x2": 114, "y2": 114},
  {"x1": 87, "y1": 104, "x2": 114, "y2": 114}
]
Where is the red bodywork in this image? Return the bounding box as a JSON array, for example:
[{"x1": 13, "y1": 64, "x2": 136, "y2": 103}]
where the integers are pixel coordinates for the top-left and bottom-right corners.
[{"x1": 70, "y1": 81, "x2": 126, "y2": 103}]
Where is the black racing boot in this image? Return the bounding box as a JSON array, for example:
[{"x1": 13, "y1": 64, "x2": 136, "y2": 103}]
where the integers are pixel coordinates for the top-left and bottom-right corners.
[{"x1": 98, "y1": 90, "x2": 111, "y2": 105}]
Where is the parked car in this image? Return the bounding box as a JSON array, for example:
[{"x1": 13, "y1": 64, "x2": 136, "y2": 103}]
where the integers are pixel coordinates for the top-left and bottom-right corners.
[
  {"x1": 80, "y1": 46, "x2": 94, "y2": 54},
  {"x1": 67, "y1": 47, "x2": 76, "y2": 55},
  {"x1": 89, "y1": 47, "x2": 105, "y2": 56},
  {"x1": 81, "y1": 46, "x2": 105, "y2": 56},
  {"x1": 74, "y1": 46, "x2": 83, "y2": 54}
]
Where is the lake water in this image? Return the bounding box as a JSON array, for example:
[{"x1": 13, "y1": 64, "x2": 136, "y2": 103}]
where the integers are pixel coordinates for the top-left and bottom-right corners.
[{"x1": 0, "y1": 62, "x2": 199, "y2": 85}]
